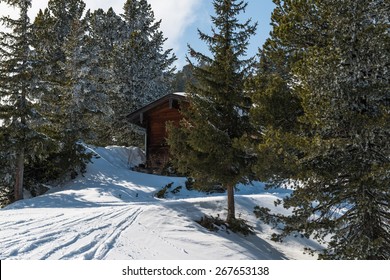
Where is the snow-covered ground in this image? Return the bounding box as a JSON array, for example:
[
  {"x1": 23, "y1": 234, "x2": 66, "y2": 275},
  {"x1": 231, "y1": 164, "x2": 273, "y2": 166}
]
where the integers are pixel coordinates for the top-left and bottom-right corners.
[{"x1": 0, "y1": 146, "x2": 322, "y2": 260}]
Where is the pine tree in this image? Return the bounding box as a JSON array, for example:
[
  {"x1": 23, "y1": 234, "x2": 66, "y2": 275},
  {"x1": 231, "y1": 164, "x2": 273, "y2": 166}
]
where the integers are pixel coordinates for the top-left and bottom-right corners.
[
  {"x1": 59, "y1": 14, "x2": 91, "y2": 156},
  {"x1": 167, "y1": 0, "x2": 257, "y2": 224},
  {"x1": 0, "y1": 0, "x2": 49, "y2": 201},
  {"x1": 0, "y1": 128, "x2": 14, "y2": 206},
  {"x1": 253, "y1": 0, "x2": 390, "y2": 259},
  {"x1": 109, "y1": 0, "x2": 176, "y2": 145},
  {"x1": 32, "y1": 0, "x2": 86, "y2": 133},
  {"x1": 27, "y1": 0, "x2": 91, "y2": 184},
  {"x1": 82, "y1": 8, "x2": 124, "y2": 145},
  {"x1": 248, "y1": 0, "x2": 331, "y2": 182}
]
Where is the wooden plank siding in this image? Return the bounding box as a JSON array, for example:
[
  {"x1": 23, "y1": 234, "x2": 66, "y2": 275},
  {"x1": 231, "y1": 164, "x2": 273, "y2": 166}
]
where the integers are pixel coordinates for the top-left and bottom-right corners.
[
  {"x1": 127, "y1": 93, "x2": 187, "y2": 171},
  {"x1": 146, "y1": 101, "x2": 183, "y2": 168}
]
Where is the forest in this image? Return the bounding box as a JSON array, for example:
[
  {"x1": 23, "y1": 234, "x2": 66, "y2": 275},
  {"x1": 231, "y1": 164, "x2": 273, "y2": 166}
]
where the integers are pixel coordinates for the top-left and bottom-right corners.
[{"x1": 1, "y1": 0, "x2": 389, "y2": 260}]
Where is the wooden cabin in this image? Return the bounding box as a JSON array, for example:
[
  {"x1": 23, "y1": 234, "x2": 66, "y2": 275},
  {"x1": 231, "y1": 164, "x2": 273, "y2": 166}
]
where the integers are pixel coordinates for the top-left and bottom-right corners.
[{"x1": 127, "y1": 92, "x2": 187, "y2": 171}]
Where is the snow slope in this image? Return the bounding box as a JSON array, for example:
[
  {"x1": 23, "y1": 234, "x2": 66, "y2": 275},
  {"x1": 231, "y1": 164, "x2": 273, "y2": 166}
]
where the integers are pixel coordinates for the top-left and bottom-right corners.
[{"x1": 0, "y1": 146, "x2": 322, "y2": 260}]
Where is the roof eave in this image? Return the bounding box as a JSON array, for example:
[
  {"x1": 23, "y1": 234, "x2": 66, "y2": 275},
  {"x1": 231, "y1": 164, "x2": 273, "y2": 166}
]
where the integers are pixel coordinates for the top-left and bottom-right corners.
[{"x1": 127, "y1": 92, "x2": 188, "y2": 126}]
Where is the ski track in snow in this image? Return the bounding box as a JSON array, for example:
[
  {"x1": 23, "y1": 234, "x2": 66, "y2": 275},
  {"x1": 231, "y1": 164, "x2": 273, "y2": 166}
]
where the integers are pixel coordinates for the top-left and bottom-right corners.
[
  {"x1": 0, "y1": 146, "x2": 320, "y2": 260},
  {"x1": 0, "y1": 205, "x2": 144, "y2": 260}
]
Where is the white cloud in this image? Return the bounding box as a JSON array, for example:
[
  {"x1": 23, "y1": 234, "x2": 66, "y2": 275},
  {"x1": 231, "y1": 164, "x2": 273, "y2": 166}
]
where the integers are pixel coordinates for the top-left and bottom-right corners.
[{"x1": 149, "y1": 0, "x2": 201, "y2": 50}]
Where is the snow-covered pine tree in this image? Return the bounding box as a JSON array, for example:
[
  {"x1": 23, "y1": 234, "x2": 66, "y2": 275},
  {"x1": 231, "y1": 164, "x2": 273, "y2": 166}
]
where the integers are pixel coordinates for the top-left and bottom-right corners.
[
  {"x1": 121, "y1": 0, "x2": 175, "y2": 104},
  {"x1": 59, "y1": 14, "x2": 91, "y2": 156},
  {"x1": 167, "y1": 0, "x2": 257, "y2": 224},
  {"x1": 32, "y1": 0, "x2": 86, "y2": 131},
  {"x1": 109, "y1": 0, "x2": 176, "y2": 145},
  {"x1": 253, "y1": 0, "x2": 390, "y2": 259},
  {"x1": 82, "y1": 8, "x2": 125, "y2": 145},
  {"x1": 0, "y1": 129, "x2": 14, "y2": 206},
  {"x1": 0, "y1": 0, "x2": 50, "y2": 202},
  {"x1": 27, "y1": 0, "x2": 91, "y2": 183}
]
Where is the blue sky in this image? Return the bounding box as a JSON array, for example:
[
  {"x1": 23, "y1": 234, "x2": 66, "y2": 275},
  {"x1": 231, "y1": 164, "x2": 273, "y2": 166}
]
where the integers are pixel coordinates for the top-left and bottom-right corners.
[
  {"x1": 0, "y1": 0, "x2": 276, "y2": 69},
  {"x1": 181, "y1": 0, "x2": 276, "y2": 68},
  {"x1": 182, "y1": 0, "x2": 275, "y2": 64}
]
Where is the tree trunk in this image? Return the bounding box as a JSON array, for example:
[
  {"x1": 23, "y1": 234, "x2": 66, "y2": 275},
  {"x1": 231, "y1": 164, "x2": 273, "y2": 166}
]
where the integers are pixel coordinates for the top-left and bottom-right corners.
[
  {"x1": 14, "y1": 149, "x2": 25, "y2": 201},
  {"x1": 226, "y1": 184, "x2": 235, "y2": 223}
]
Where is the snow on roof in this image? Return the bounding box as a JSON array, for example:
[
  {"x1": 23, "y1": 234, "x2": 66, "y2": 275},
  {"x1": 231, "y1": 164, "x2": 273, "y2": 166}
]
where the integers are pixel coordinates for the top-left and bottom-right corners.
[{"x1": 172, "y1": 92, "x2": 187, "y2": 97}]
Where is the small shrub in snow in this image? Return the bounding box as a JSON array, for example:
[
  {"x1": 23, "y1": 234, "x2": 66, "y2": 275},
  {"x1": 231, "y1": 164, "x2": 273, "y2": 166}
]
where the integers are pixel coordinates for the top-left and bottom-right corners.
[
  {"x1": 155, "y1": 182, "x2": 174, "y2": 199},
  {"x1": 155, "y1": 182, "x2": 184, "y2": 198},
  {"x1": 185, "y1": 178, "x2": 194, "y2": 191},
  {"x1": 227, "y1": 216, "x2": 255, "y2": 236},
  {"x1": 196, "y1": 215, "x2": 225, "y2": 232},
  {"x1": 196, "y1": 214, "x2": 254, "y2": 236},
  {"x1": 170, "y1": 186, "x2": 182, "y2": 194}
]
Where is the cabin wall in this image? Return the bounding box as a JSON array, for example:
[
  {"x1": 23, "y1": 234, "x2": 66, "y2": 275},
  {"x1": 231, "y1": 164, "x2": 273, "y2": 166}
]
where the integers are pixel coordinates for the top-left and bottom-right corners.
[{"x1": 145, "y1": 100, "x2": 183, "y2": 170}]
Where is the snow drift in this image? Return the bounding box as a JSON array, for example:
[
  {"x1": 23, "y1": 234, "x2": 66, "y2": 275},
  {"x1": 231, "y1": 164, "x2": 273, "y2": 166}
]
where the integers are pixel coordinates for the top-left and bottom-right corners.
[{"x1": 0, "y1": 145, "x2": 322, "y2": 260}]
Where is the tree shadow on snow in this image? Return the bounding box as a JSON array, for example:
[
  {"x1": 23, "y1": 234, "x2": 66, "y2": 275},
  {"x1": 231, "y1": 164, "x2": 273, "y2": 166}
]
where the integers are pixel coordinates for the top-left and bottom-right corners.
[
  {"x1": 4, "y1": 183, "x2": 154, "y2": 209},
  {"x1": 164, "y1": 199, "x2": 289, "y2": 260}
]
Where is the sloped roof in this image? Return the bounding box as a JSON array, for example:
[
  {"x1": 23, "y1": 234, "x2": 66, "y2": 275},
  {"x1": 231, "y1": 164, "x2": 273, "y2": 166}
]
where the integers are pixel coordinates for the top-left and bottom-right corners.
[{"x1": 127, "y1": 92, "x2": 187, "y2": 127}]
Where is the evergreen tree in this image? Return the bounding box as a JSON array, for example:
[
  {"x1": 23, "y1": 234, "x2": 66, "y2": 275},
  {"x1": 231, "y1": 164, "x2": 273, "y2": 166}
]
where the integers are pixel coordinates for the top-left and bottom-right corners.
[
  {"x1": 167, "y1": 0, "x2": 257, "y2": 223},
  {"x1": 248, "y1": 0, "x2": 331, "y2": 182},
  {"x1": 32, "y1": 0, "x2": 86, "y2": 132},
  {"x1": 0, "y1": 129, "x2": 14, "y2": 206},
  {"x1": 82, "y1": 8, "x2": 124, "y2": 145},
  {"x1": 109, "y1": 0, "x2": 176, "y2": 145},
  {"x1": 0, "y1": 0, "x2": 49, "y2": 201},
  {"x1": 28, "y1": 0, "x2": 91, "y2": 183},
  {"x1": 253, "y1": 0, "x2": 390, "y2": 259}
]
